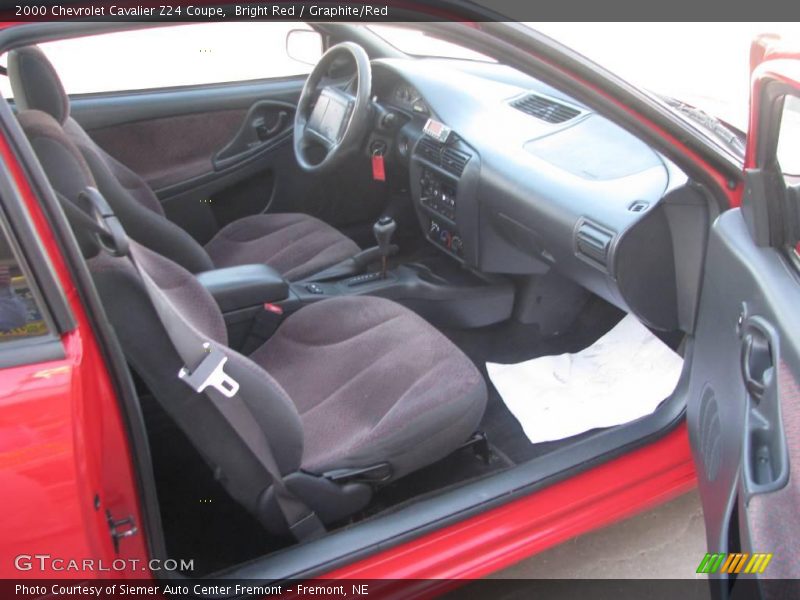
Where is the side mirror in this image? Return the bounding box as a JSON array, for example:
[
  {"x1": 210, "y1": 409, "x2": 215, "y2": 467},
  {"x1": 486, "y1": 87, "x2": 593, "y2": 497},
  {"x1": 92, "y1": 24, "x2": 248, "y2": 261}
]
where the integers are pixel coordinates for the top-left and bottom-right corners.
[{"x1": 286, "y1": 29, "x2": 324, "y2": 66}]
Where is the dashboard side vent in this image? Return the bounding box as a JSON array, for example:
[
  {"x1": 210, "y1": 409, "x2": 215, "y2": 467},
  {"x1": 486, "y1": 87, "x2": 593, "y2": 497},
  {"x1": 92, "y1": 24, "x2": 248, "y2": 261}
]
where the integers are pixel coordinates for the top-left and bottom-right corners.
[
  {"x1": 441, "y1": 147, "x2": 470, "y2": 176},
  {"x1": 575, "y1": 219, "x2": 614, "y2": 270},
  {"x1": 510, "y1": 93, "x2": 581, "y2": 124}
]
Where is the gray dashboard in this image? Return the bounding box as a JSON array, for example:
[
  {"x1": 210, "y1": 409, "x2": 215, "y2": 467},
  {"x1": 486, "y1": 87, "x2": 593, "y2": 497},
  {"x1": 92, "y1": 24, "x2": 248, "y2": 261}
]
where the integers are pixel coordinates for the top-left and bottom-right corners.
[{"x1": 372, "y1": 58, "x2": 710, "y2": 333}]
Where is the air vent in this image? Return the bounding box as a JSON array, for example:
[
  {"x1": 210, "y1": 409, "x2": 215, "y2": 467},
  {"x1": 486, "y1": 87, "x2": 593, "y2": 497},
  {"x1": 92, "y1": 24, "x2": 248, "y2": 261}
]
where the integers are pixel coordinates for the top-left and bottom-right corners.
[
  {"x1": 575, "y1": 219, "x2": 614, "y2": 270},
  {"x1": 415, "y1": 137, "x2": 472, "y2": 177},
  {"x1": 416, "y1": 137, "x2": 442, "y2": 165},
  {"x1": 510, "y1": 93, "x2": 581, "y2": 124},
  {"x1": 441, "y1": 148, "x2": 470, "y2": 176}
]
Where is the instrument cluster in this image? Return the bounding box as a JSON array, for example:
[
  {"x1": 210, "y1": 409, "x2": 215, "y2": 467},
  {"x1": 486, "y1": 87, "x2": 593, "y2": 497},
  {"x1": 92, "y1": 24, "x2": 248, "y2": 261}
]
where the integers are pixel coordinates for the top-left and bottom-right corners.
[{"x1": 392, "y1": 82, "x2": 429, "y2": 115}]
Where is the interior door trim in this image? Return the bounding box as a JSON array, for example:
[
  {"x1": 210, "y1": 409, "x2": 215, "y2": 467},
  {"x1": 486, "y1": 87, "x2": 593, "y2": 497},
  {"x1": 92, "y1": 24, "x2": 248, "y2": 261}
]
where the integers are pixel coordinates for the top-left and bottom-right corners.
[
  {"x1": 71, "y1": 77, "x2": 306, "y2": 131},
  {"x1": 213, "y1": 101, "x2": 296, "y2": 171},
  {"x1": 156, "y1": 130, "x2": 293, "y2": 200}
]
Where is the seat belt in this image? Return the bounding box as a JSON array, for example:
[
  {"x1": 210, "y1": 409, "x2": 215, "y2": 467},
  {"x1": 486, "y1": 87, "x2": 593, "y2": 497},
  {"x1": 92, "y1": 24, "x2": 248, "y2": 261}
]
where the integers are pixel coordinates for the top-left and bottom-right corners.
[{"x1": 63, "y1": 189, "x2": 326, "y2": 542}]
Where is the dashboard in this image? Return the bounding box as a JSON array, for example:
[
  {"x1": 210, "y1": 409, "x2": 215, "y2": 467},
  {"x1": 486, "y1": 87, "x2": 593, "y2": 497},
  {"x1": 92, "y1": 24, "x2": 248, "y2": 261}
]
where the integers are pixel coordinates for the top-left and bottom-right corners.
[{"x1": 367, "y1": 58, "x2": 711, "y2": 334}]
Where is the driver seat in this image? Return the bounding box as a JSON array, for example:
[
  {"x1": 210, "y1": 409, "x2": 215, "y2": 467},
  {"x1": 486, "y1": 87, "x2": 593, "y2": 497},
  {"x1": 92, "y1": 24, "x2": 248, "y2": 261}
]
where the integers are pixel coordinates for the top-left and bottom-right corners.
[{"x1": 8, "y1": 45, "x2": 361, "y2": 281}]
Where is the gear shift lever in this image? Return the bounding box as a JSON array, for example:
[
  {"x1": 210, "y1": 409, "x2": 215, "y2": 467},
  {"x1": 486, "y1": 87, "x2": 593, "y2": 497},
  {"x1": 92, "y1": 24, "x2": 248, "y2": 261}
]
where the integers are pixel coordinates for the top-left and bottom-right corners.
[{"x1": 373, "y1": 216, "x2": 397, "y2": 278}]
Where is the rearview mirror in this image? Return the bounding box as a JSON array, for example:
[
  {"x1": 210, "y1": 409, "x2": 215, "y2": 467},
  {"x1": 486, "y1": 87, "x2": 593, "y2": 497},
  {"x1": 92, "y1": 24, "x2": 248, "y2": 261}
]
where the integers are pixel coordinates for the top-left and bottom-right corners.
[{"x1": 286, "y1": 29, "x2": 323, "y2": 66}]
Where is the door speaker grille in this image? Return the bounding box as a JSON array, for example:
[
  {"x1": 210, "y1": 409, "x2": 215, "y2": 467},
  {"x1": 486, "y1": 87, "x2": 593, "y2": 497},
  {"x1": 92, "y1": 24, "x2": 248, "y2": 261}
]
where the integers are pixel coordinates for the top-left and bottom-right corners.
[{"x1": 699, "y1": 385, "x2": 722, "y2": 482}]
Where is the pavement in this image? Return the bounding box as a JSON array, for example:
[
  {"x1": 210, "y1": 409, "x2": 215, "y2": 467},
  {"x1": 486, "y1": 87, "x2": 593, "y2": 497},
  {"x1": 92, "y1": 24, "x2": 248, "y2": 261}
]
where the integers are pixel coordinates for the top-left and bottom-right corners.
[{"x1": 490, "y1": 490, "x2": 708, "y2": 579}]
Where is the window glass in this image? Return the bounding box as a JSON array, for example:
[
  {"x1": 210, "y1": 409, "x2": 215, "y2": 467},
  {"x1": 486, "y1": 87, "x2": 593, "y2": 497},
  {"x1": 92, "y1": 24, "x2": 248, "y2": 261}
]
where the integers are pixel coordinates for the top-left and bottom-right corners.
[
  {"x1": 0, "y1": 22, "x2": 316, "y2": 98},
  {"x1": 776, "y1": 94, "x2": 800, "y2": 263},
  {"x1": 0, "y1": 221, "x2": 50, "y2": 343},
  {"x1": 777, "y1": 94, "x2": 800, "y2": 179}
]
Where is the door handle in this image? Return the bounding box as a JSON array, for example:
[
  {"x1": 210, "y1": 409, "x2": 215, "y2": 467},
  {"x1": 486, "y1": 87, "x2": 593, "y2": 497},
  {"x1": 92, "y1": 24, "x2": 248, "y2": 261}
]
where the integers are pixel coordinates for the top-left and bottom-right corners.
[
  {"x1": 738, "y1": 317, "x2": 788, "y2": 494},
  {"x1": 255, "y1": 111, "x2": 289, "y2": 142},
  {"x1": 213, "y1": 102, "x2": 294, "y2": 170},
  {"x1": 740, "y1": 330, "x2": 773, "y2": 401}
]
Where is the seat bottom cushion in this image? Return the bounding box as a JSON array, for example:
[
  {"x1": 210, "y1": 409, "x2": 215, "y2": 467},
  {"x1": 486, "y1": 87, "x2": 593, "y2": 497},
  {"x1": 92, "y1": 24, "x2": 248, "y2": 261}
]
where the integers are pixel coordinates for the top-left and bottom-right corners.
[
  {"x1": 249, "y1": 296, "x2": 487, "y2": 479},
  {"x1": 205, "y1": 213, "x2": 360, "y2": 281}
]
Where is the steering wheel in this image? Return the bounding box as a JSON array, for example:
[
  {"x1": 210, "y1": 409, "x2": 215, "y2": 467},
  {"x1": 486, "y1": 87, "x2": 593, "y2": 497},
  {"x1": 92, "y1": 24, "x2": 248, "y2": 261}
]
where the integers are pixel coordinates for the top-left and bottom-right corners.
[{"x1": 294, "y1": 42, "x2": 372, "y2": 173}]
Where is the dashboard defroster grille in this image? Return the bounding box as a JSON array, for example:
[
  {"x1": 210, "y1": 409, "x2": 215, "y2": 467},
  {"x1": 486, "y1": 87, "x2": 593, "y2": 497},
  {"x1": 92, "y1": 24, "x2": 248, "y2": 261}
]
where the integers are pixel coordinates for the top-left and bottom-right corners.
[{"x1": 511, "y1": 93, "x2": 581, "y2": 124}]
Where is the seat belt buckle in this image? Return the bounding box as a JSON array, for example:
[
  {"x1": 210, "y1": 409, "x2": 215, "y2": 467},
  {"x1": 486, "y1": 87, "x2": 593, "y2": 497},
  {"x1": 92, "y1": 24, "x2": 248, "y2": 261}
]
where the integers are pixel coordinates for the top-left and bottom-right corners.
[{"x1": 178, "y1": 342, "x2": 240, "y2": 398}]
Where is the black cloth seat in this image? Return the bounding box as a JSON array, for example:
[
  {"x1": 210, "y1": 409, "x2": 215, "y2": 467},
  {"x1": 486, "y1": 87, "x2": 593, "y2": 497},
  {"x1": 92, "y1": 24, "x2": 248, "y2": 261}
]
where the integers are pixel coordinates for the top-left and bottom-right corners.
[
  {"x1": 9, "y1": 45, "x2": 360, "y2": 281},
  {"x1": 252, "y1": 295, "x2": 487, "y2": 478},
  {"x1": 17, "y1": 108, "x2": 488, "y2": 534}
]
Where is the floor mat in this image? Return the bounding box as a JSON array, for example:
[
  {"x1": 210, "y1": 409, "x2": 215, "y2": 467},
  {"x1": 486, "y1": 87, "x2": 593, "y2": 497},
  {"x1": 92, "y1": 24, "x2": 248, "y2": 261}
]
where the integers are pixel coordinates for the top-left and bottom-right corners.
[
  {"x1": 487, "y1": 314, "x2": 684, "y2": 444},
  {"x1": 444, "y1": 297, "x2": 627, "y2": 463}
]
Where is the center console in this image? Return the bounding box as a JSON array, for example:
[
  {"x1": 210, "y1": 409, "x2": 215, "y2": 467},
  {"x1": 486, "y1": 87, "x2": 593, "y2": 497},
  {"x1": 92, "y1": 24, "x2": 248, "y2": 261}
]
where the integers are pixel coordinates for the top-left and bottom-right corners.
[
  {"x1": 419, "y1": 167, "x2": 463, "y2": 256},
  {"x1": 409, "y1": 119, "x2": 481, "y2": 268},
  {"x1": 197, "y1": 264, "x2": 289, "y2": 349},
  {"x1": 197, "y1": 254, "x2": 514, "y2": 344},
  {"x1": 287, "y1": 256, "x2": 514, "y2": 329}
]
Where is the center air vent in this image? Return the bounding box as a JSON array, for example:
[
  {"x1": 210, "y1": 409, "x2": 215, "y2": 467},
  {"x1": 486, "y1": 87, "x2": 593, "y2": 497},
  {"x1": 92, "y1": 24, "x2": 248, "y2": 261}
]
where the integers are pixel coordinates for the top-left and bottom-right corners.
[
  {"x1": 441, "y1": 148, "x2": 470, "y2": 176},
  {"x1": 575, "y1": 219, "x2": 614, "y2": 270},
  {"x1": 415, "y1": 137, "x2": 471, "y2": 177},
  {"x1": 416, "y1": 136, "x2": 442, "y2": 163},
  {"x1": 510, "y1": 93, "x2": 581, "y2": 124}
]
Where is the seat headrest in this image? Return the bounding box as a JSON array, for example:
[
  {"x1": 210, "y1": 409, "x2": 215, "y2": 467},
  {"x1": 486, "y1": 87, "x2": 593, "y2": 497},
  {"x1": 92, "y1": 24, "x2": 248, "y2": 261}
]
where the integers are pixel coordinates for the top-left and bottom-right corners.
[
  {"x1": 9, "y1": 46, "x2": 70, "y2": 125},
  {"x1": 16, "y1": 109, "x2": 94, "y2": 192},
  {"x1": 17, "y1": 109, "x2": 101, "y2": 258}
]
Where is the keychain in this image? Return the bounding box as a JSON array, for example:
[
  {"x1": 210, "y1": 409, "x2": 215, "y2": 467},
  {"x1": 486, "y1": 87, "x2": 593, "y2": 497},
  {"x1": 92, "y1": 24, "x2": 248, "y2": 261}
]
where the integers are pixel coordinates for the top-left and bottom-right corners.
[{"x1": 372, "y1": 147, "x2": 386, "y2": 182}]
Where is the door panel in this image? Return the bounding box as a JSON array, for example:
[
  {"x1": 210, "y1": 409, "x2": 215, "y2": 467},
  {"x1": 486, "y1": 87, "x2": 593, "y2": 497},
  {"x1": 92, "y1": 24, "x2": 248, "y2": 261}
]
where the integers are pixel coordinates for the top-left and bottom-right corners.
[
  {"x1": 688, "y1": 55, "x2": 800, "y2": 598},
  {"x1": 688, "y1": 209, "x2": 800, "y2": 589},
  {"x1": 69, "y1": 78, "x2": 305, "y2": 131},
  {"x1": 28, "y1": 23, "x2": 386, "y2": 244},
  {"x1": 214, "y1": 100, "x2": 292, "y2": 170},
  {"x1": 746, "y1": 362, "x2": 800, "y2": 580},
  {"x1": 72, "y1": 79, "x2": 304, "y2": 194},
  {"x1": 88, "y1": 107, "x2": 250, "y2": 190},
  {"x1": 70, "y1": 78, "x2": 387, "y2": 246},
  {"x1": 70, "y1": 80, "x2": 306, "y2": 244}
]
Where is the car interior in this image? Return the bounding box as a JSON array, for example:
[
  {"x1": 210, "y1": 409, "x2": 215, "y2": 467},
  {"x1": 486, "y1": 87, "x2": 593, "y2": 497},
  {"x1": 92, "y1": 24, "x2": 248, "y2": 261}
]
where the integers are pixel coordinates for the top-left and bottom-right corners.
[{"x1": 0, "y1": 22, "x2": 724, "y2": 578}]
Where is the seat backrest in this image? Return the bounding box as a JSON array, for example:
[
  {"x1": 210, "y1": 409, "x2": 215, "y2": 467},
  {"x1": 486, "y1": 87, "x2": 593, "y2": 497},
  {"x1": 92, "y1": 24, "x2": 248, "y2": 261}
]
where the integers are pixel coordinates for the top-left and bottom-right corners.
[
  {"x1": 16, "y1": 108, "x2": 304, "y2": 529},
  {"x1": 9, "y1": 46, "x2": 215, "y2": 274}
]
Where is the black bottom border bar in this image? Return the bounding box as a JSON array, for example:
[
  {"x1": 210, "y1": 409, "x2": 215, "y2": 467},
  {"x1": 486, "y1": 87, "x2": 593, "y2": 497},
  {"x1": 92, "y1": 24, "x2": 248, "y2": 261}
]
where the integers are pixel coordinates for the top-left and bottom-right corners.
[{"x1": 3, "y1": 578, "x2": 800, "y2": 600}]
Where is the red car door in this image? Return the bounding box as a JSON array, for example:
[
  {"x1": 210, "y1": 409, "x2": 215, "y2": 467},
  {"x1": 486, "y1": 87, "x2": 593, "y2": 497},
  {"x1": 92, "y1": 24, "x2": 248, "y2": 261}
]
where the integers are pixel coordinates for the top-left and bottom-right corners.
[
  {"x1": 686, "y1": 50, "x2": 800, "y2": 596},
  {"x1": 0, "y1": 127, "x2": 148, "y2": 580}
]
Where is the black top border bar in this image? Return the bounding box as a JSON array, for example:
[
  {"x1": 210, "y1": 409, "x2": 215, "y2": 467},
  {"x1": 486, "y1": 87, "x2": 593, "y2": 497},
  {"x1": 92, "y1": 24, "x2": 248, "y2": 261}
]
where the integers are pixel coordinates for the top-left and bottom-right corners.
[{"x1": 0, "y1": 0, "x2": 799, "y2": 22}]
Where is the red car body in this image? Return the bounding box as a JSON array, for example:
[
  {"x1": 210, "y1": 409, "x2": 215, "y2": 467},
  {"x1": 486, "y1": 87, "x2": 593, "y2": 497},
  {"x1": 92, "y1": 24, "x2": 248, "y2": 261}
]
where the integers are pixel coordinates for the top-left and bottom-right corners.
[{"x1": 0, "y1": 133, "x2": 148, "y2": 579}]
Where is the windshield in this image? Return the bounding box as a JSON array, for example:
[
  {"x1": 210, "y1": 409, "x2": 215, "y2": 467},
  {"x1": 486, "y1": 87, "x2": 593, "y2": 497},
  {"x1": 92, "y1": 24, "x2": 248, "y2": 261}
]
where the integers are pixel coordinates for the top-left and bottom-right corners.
[
  {"x1": 368, "y1": 25, "x2": 496, "y2": 62},
  {"x1": 371, "y1": 22, "x2": 800, "y2": 137},
  {"x1": 528, "y1": 22, "x2": 800, "y2": 134}
]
